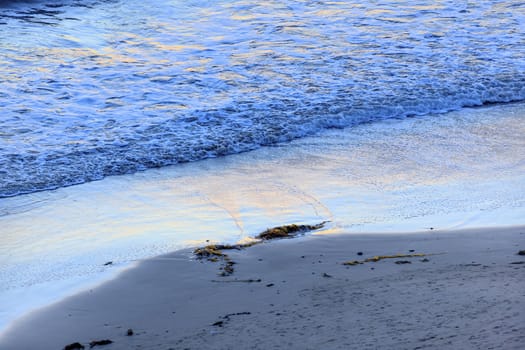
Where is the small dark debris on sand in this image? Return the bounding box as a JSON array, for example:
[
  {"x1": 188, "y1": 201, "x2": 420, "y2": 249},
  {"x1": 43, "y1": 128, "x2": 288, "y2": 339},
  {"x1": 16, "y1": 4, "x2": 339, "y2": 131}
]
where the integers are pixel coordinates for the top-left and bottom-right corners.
[
  {"x1": 220, "y1": 260, "x2": 236, "y2": 277},
  {"x1": 421, "y1": 258, "x2": 430, "y2": 262},
  {"x1": 103, "y1": 261, "x2": 112, "y2": 266},
  {"x1": 357, "y1": 252, "x2": 363, "y2": 256},
  {"x1": 126, "y1": 329, "x2": 133, "y2": 336},
  {"x1": 518, "y1": 250, "x2": 525, "y2": 256},
  {"x1": 194, "y1": 222, "x2": 327, "y2": 276},
  {"x1": 395, "y1": 260, "x2": 412, "y2": 264},
  {"x1": 213, "y1": 312, "x2": 251, "y2": 327},
  {"x1": 222, "y1": 311, "x2": 252, "y2": 320},
  {"x1": 211, "y1": 279, "x2": 261, "y2": 283},
  {"x1": 89, "y1": 340, "x2": 113, "y2": 348},
  {"x1": 510, "y1": 261, "x2": 525, "y2": 265},
  {"x1": 266, "y1": 283, "x2": 274, "y2": 287},
  {"x1": 64, "y1": 343, "x2": 85, "y2": 350},
  {"x1": 322, "y1": 272, "x2": 333, "y2": 278},
  {"x1": 223, "y1": 312, "x2": 251, "y2": 321}
]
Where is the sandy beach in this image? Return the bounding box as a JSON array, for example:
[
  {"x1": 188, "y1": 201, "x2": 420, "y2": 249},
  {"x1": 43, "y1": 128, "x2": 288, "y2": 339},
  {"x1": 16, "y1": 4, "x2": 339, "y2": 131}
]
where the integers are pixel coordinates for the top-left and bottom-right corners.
[{"x1": 1, "y1": 225, "x2": 523, "y2": 349}]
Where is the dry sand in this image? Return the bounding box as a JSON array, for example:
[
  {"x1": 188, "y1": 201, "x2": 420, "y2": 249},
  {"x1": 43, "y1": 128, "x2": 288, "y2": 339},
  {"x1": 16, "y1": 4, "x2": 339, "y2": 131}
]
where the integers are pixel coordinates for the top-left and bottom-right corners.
[{"x1": 1, "y1": 226, "x2": 524, "y2": 350}]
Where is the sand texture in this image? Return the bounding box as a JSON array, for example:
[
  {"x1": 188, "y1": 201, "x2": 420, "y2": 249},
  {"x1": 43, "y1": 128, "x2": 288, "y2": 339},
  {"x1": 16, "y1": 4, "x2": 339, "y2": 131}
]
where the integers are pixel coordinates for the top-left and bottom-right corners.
[{"x1": 1, "y1": 227, "x2": 524, "y2": 349}]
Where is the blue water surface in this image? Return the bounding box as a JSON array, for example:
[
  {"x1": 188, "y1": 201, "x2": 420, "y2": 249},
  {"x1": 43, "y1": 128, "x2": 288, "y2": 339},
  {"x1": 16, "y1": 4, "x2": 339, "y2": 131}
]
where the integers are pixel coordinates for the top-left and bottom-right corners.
[{"x1": 1, "y1": 0, "x2": 524, "y2": 197}]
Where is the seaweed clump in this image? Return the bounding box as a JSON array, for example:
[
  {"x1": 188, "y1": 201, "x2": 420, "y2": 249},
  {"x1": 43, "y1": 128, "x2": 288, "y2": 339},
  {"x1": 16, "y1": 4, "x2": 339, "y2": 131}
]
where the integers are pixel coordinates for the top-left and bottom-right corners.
[
  {"x1": 194, "y1": 245, "x2": 228, "y2": 259},
  {"x1": 194, "y1": 222, "x2": 327, "y2": 276},
  {"x1": 194, "y1": 244, "x2": 243, "y2": 276},
  {"x1": 256, "y1": 222, "x2": 327, "y2": 240}
]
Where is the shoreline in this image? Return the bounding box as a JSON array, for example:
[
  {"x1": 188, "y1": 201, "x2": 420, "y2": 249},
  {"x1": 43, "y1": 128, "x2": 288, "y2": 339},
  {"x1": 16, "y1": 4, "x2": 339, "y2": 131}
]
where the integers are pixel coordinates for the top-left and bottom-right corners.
[
  {"x1": 0, "y1": 102, "x2": 524, "y2": 342},
  {"x1": 1, "y1": 225, "x2": 524, "y2": 349}
]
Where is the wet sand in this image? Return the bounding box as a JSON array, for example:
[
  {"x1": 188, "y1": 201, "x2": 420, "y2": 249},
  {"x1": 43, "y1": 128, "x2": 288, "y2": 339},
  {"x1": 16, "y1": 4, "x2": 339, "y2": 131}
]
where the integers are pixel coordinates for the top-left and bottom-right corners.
[{"x1": 1, "y1": 226, "x2": 524, "y2": 349}]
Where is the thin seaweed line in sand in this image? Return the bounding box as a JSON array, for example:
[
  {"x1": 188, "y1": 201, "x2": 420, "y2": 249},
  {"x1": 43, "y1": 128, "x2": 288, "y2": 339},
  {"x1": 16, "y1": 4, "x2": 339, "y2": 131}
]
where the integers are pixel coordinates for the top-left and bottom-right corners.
[{"x1": 342, "y1": 253, "x2": 444, "y2": 266}]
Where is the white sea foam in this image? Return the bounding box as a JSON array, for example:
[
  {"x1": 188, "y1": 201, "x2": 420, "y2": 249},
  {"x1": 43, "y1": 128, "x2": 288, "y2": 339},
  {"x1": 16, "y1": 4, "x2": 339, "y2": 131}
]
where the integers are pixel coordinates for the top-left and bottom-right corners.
[{"x1": 0, "y1": 0, "x2": 524, "y2": 196}]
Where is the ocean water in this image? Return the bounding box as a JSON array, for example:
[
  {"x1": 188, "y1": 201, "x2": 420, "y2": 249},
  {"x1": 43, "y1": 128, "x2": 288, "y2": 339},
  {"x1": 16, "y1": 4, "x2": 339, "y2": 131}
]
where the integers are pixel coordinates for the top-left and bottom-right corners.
[
  {"x1": 1, "y1": 0, "x2": 525, "y2": 337},
  {"x1": 0, "y1": 0, "x2": 524, "y2": 197}
]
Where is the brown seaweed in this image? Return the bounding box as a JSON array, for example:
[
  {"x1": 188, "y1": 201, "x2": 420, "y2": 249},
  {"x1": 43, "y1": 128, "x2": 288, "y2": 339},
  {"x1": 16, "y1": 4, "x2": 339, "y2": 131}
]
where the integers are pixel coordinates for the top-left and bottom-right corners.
[
  {"x1": 364, "y1": 253, "x2": 426, "y2": 262},
  {"x1": 194, "y1": 221, "x2": 327, "y2": 276},
  {"x1": 343, "y1": 253, "x2": 427, "y2": 266},
  {"x1": 256, "y1": 222, "x2": 327, "y2": 240}
]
